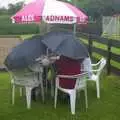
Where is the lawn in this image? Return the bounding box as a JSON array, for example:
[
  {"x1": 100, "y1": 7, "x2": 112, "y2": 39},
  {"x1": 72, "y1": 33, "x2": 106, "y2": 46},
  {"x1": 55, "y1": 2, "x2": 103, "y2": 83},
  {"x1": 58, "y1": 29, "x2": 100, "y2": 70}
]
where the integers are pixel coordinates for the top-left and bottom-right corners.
[{"x1": 0, "y1": 71, "x2": 120, "y2": 120}]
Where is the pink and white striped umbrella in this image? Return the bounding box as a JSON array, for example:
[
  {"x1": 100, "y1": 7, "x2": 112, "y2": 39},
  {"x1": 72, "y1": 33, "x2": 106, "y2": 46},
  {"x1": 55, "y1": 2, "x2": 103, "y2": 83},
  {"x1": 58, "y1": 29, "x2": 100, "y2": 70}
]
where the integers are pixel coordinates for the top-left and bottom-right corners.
[{"x1": 11, "y1": 0, "x2": 88, "y2": 24}]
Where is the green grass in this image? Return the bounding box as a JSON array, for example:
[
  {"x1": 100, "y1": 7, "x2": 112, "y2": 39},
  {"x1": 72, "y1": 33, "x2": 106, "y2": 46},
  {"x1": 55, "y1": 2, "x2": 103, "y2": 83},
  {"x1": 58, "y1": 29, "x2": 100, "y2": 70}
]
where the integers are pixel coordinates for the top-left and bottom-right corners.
[
  {"x1": 102, "y1": 34, "x2": 120, "y2": 41},
  {"x1": 0, "y1": 72, "x2": 120, "y2": 120},
  {"x1": 20, "y1": 34, "x2": 35, "y2": 40}
]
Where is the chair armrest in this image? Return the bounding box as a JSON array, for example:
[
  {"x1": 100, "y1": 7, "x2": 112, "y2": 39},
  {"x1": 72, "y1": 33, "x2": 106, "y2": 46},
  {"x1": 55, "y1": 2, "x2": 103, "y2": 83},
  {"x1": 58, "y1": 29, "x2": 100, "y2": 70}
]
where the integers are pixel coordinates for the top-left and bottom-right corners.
[
  {"x1": 91, "y1": 61, "x2": 101, "y2": 66},
  {"x1": 57, "y1": 74, "x2": 75, "y2": 79},
  {"x1": 13, "y1": 71, "x2": 36, "y2": 77},
  {"x1": 57, "y1": 72, "x2": 88, "y2": 79},
  {"x1": 23, "y1": 71, "x2": 36, "y2": 76},
  {"x1": 91, "y1": 69, "x2": 100, "y2": 72},
  {"x1": 71, "y1": 72, "x2": 88, "y2": 78},
  {"x1": 91, "y1": 58, "x2": 104, "y2": 67}
]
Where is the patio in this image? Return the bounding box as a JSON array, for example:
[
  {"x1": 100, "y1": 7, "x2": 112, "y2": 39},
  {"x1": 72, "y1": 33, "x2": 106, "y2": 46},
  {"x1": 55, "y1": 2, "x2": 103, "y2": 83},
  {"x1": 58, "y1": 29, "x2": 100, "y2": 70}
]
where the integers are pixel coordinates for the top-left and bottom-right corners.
[{"x1": 0, "y1": 72, "x2": 120, "y2": 120}]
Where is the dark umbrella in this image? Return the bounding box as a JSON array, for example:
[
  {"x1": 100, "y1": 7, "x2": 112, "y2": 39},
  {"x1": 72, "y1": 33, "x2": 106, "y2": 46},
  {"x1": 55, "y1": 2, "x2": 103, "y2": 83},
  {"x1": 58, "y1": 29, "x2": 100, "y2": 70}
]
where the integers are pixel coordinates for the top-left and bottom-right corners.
[
  {"x1": 41, "y1": 31, "x2": 89, "y2": 59},
  {"x1": 4, "y1": 35, "x2": 46, "y2": 70}
]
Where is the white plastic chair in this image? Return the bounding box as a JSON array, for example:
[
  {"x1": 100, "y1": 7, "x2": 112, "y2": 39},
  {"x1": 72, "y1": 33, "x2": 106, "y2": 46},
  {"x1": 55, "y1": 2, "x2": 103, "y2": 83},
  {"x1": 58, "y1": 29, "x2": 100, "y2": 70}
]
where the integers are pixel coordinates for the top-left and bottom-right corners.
[
  {"x1": 29, "y1": 63, "x2": 44, "y2": 102},
  {"x1": 6, "y1": 66, "x2": 43, "y2": 109},
  {"x1": 5, "y1": 66, "x2": 23, "y2": 97},
  {"x1": 82, "y1": 57, "x2": 107, "y2": 98},
  {"x1": 54, "y1": 72, "x2": 88, "y2": 115}
]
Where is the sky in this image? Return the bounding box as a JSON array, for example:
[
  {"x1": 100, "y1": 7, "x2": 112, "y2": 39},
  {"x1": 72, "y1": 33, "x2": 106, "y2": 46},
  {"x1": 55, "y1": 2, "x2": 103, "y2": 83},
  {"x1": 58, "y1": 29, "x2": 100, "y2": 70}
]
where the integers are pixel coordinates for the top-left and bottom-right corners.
[{"x1": 0, "y1": 0, "x2": 32, "y2": 8}]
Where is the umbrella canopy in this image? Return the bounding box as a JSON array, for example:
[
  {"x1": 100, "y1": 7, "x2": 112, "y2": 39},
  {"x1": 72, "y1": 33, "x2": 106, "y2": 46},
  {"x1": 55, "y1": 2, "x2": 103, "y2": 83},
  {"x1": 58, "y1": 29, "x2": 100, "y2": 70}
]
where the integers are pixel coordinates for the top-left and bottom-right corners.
[
  {"x1": 41, "y1": 31, "x2": 89, "y2": 59},
  {"x1": 11, "y1": 0, "x2": 88, "y2": 24},
  {"x1": 4, "y1": 35, "x2": 46, "y2": 70}
]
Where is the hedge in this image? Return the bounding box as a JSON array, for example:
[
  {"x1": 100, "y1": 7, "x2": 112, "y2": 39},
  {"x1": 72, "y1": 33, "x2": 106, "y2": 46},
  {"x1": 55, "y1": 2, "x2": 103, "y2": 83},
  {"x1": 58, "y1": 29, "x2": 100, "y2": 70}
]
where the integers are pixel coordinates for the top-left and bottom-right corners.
[{"x1": 0, "y1": 15, "x2": 39, "y2": 35}]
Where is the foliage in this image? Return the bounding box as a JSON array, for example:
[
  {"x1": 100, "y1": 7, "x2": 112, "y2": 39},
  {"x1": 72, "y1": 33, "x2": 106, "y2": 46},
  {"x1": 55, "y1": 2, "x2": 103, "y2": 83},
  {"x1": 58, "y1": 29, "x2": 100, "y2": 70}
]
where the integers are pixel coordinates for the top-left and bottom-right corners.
[
  {"x1": 0, "y1": 15, "x2": 39, "y2": 35},
  {"x1": 7, "y1": 2, "x2": 24, "y2": 15},
  {"x1": 82, "y1": 0, "x2": 120, "y2": 18},
  {"x1": 67, "y1": 0, "x2": 120, "y2": 19},
  {"x1": 0, "y1": 0, "x2": 120, "y2": 17},
  {"x1": 0, "y1": 2, "x2": 24, "y2": 15},
  {"x1": 0, "y1": 7, "x2": 8, "y2": 15},
  {"x1": 0, "y1": 0, "x2": 119, "y2": 35}
]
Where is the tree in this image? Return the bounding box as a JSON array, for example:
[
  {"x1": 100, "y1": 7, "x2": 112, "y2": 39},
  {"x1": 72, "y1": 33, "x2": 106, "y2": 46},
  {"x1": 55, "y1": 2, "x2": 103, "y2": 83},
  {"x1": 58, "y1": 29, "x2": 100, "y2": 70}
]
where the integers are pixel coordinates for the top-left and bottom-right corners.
[
  {"x1": 82, "y1": 0, "x2": 120, "y2": 18},
  {"x1": 66, "y1": 0, "x2": 120, "y2": 19},
  {"x1": 8, "y1": 2, "x2": 24, "y2": 15},
  {"x1": 0, "y1": 7, "x2": 8, "y2": 15}
]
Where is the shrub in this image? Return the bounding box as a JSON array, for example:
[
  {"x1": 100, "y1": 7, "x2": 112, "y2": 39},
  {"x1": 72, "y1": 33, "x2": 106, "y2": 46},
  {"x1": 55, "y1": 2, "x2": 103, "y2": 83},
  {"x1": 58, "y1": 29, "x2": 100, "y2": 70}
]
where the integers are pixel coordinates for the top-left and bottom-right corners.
[{"x1": 0, "y1": 15, "x2": 39, "y2": 35}]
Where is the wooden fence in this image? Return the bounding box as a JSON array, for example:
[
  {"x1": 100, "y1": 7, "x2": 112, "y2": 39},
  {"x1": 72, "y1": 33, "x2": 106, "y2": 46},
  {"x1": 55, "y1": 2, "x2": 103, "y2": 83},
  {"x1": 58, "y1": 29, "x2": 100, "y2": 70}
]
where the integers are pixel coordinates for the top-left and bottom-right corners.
[{"x1": 76, "y1": 32, "x2": 120, "y2": 75}]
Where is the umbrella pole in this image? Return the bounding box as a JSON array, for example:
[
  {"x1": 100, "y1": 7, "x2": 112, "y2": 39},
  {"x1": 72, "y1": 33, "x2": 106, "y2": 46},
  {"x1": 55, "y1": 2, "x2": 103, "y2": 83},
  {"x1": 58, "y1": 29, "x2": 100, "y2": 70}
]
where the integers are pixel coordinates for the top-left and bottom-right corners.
[
  {"x1": 45, "y1": 48, "x2": 49, "y2": 94},
  {"x1": 73, "y1": 0, "x2": 77, "y2": 35},
  {"x1": 73, "y1": 23, "x2": 76, "y2": 35},
  {"x1": 39, "y1": 23, "x2": 41, "y2": 35},
  {"x1": 47, "y1": 24, "x2": 50, "y2": 32}
]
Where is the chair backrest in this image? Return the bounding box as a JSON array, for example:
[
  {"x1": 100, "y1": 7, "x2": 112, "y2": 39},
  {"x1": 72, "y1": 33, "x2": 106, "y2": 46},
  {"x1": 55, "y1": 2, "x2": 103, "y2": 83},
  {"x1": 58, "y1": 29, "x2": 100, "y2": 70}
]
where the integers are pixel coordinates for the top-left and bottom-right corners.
[
  {"x1": 96, "y1": 58, "x2": 106, "y2": 76},
  {"x1": 15, "y1": 69, "x2": 39, "y2": 86},
  {"x1": 55, "y1": 56, "x2": 81, "y2": 89},
  {"x1": 29, "y1": 62, "x2": 44, "y2": 82},
  {"x1": 82, "y1": 57, "x2": 92, "y2": 77},
  {"x1": 82, "y1": 57, "x2": 106, "y2": 78},
  {"x1": 6, "y1": 67, "x2": 39, "y2": 86},
  {"x1": 29, "y1": 62, "x2": 43, "y2": 73},
  {"x1": 82, "y1": 57, "x2": 92, "y2": 70}
]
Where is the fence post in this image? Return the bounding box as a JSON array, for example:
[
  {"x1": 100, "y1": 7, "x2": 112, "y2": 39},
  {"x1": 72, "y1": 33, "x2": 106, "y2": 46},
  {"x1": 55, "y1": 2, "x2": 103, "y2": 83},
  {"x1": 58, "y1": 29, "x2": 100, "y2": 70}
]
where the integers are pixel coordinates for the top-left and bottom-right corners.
[
  {"x1": 107, "y1": 39, "x2": 112, "y2": 75},
  {"x1": 88, "y1": 34, "x2": 93, "y2": 58}
]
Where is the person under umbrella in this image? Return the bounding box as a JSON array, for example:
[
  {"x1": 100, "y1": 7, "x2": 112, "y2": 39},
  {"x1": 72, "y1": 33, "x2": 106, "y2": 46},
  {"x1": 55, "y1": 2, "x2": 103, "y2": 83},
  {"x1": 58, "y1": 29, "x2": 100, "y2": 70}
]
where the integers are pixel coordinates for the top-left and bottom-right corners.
[
  {"x1": 40, "y1": 31, "x2": 89, "y2": 96},
  {"x1": 4, "y1": 35, "x2": 47, "y2": 70},
  {"x1": 41, "y1": 31, "x2": 89, "y2": 60}
]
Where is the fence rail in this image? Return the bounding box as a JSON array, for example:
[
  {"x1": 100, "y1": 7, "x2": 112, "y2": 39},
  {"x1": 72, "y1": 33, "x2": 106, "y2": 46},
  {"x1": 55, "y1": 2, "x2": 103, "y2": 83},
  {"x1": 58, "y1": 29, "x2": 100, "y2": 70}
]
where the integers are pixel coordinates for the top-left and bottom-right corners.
[{"x1": 77, "y1": 32, "x2": 120, "y2": 75}]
